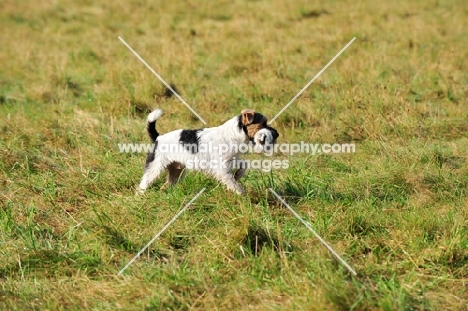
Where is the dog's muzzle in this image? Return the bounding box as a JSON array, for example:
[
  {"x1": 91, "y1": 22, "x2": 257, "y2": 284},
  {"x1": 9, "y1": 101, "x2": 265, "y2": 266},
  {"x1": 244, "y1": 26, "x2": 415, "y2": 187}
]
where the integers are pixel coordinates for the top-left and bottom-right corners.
[{"x1": 253, "y1": 127, "x2": 279, "y2": 146}]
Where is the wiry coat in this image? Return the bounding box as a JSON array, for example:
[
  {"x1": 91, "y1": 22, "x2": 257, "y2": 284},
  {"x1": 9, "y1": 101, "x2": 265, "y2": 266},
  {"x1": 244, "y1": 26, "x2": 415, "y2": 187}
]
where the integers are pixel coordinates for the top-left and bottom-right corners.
[{"x1": 137, "y1": 109, "x2": 279, "y2": 194}]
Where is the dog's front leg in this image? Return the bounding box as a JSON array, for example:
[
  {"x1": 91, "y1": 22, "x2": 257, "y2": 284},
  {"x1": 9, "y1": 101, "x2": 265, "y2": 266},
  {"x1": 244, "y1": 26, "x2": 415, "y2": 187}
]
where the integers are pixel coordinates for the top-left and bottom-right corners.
[
  {"x1": 232, "y1": 157, "x2": 247, "y2": 181},
  {"x1": 214, "y1": 170, "x2": 245, "y2": 195},
  {"x1": 234, "y1": 168, "x2": 246, "y2": 181}
]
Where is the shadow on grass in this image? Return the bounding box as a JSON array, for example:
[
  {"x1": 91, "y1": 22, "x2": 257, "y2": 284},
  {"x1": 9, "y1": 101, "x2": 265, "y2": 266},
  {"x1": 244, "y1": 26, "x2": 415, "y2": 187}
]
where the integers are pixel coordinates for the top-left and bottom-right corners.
[
  {"x1": 241, "y1": 224, "x2": 293, "y2": 256},
  {"x1": 281, "y1": 178, "x2": 343, "y2": 202},
  {"x1": 348, "y1": 215, "x2": 388, "y2": 237},
  {"x1": 323, "y1": 274, "x2": 428, "y2": 310},
  {"x1": 0, "y1": 249, "x2": 101, "y2": 279},
  {"x1": 274, "y1": 172, "x2": 414, "y2": 206},
  {"x1": 101, "y1": 225, "x2": 169, "y2": 259}
]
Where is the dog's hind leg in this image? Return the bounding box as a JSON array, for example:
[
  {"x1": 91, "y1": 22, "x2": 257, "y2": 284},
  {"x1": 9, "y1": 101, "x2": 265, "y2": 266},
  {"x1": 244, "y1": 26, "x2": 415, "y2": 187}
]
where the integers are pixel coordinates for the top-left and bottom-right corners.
[
  {"x1": 161, "y1": 162, "x2": 186, "y2": 190},
  {"x1": 137, "y1": 160, "x2": 165, "y2": 194}
]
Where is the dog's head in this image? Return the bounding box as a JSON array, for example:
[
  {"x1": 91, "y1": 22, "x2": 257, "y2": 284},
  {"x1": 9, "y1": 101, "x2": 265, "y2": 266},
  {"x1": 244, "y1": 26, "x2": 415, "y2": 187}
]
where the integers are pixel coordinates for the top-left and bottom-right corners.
[{"x1": 238, "y1": 109, "x2": 279, "y2": 146}]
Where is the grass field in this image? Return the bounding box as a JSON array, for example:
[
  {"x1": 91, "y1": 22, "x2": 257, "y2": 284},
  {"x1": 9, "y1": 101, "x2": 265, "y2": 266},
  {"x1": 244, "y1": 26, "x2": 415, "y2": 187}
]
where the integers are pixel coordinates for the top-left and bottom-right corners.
[{"x1": 1, "y1": 0, "x2": 468, "y2": 309}]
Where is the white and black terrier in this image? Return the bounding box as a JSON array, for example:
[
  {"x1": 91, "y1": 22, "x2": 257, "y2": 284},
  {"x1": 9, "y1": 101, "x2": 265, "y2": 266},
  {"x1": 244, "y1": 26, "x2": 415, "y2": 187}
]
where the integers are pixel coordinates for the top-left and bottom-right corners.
[{"x1": 137, "y1": 109, "x2": 279, "y2": 194}]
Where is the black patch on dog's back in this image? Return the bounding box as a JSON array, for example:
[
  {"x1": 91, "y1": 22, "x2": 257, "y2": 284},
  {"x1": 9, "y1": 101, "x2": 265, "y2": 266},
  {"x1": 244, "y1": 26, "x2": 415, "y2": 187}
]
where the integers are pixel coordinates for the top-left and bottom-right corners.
[{"x1": 179, "y1": 129, "x2": 201, "y2": 153}]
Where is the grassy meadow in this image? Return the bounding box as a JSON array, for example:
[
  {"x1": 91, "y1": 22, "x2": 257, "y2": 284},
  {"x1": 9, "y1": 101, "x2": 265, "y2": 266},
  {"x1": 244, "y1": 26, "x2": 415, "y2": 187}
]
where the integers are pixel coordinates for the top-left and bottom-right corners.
[{"x1": 1, "y1": 0, "x2": 468, "y2": 309}]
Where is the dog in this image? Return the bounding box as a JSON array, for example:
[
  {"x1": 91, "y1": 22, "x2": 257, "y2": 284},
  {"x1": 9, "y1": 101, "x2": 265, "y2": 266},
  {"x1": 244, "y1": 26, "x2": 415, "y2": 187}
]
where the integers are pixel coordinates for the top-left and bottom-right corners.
[{"x1": 137, "y1": 109, "x2": 279, "y2": 194}]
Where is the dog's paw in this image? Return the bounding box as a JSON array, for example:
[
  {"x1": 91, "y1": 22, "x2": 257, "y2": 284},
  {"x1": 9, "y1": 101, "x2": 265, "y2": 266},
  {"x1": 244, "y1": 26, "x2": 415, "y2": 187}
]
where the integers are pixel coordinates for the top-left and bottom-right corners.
[{"x1": 236, "y1": 186, "x2": 246, "y2": 195}]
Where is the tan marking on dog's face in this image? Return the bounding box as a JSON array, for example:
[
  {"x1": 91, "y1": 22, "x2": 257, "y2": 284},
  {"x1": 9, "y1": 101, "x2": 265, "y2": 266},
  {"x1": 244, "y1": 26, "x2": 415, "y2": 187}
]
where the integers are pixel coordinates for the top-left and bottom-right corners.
[{"x1": 240, "y1": 109, "x2": 268, "y2": 139}]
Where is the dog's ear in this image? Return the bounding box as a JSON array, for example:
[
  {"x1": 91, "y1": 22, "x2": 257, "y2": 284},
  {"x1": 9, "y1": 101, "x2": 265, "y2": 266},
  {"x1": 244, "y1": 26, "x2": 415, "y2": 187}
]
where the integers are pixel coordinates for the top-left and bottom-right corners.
[{"x1": 241, "y1": 109, "x2": 255, "y2": 125}]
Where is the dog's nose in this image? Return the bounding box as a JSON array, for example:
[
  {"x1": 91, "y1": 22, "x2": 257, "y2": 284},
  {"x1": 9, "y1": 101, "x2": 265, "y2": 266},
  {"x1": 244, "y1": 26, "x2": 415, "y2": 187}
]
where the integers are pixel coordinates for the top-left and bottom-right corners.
[
  {"x1": 272, "y1": 130, "x2": 279, "y2": 140},
  {"x1": 266, "y1": 126, "x2": 279, "y2": 140}
]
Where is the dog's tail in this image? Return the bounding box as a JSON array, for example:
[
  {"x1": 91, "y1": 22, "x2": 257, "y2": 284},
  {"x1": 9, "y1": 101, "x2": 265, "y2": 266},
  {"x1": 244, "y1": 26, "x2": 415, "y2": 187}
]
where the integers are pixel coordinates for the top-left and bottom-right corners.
[{"x1": 146, "y1": 109, "x2": 163, "y2": 142}]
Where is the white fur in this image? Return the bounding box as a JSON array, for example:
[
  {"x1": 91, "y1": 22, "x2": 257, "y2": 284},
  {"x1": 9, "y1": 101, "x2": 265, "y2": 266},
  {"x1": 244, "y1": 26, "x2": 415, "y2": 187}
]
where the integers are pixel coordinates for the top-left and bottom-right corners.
[
  {"x1": 254, "y1": 128, "x2": 275, "y2": 146},
  {"x1": 147, "y1": 109, "x2": 163, "y2": 123}
]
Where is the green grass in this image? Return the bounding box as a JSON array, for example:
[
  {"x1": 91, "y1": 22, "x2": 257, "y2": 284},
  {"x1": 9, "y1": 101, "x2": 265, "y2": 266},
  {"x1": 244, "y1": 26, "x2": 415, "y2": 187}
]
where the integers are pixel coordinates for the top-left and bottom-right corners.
[{"x1": 1, "y1": 0, "x2": 468, "y2": 309}]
